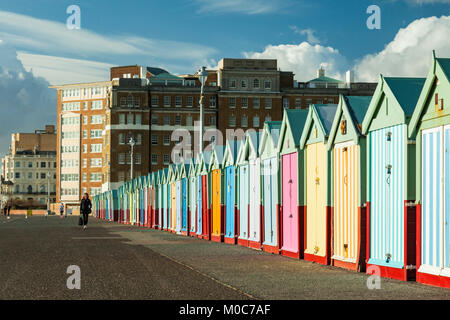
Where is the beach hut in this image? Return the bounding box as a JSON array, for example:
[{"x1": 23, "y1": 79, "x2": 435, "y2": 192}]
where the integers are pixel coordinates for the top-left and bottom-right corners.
[
  {"x1": 247, "y1": 132, "x2": 262, "y2": 250},
  {"x1": 198, "y1": 151, "x2": 212, "y2": 240},
  {"x1": 160, "y1": 168, "x2": 169, "y2": 230},
  {"x1": 167, "y1": 164, "x2": 177, "y2": 233},
  {"x1": 175, "y1": 163, "x2": 183, "y2": 234},
  {"x1": 195, "y1": 152, "x2": 204, "y2": 238},
  {"x1": 156, "y1": 170, "x2": 164, "y2": 230},
  {"x1": 408, "y1": 52, "x2": 450, "y2": 288},
  {"x1": 259, "y1": 121, "x2": 282, "y2": 254},
  {"x1": 209, "y1": 145, "x2": 226, "y2": 242},
  {"x1": 362, "y1": 75, "x2": 425, "y2": 281},
  {"x1": 222, "y1": 139, "x2": 243, "y2": 244},
  {"x1": 188, "y1": 157, "x2": 197, "y2": 236},
  {"x1": 300, "y1": 104, "x2": 338, "y2": 265},
  {"x1": 278, "y1": 109, "x2": 309, "y2": 259},
  {"x1": 178, "y1": 160, "x2": 190, "y2": 236},
  {"x1": 236, "y1": 135, "x2": 250, "y2": 247},
  {"x1": 327, "y1": 95, "x2": 372, "y2": 271}
]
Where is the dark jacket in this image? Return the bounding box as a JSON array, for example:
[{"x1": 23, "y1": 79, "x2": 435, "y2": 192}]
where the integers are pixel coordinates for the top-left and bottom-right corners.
[{"x1": 80, "y1": 198, "x2": 92, "y2": 214}]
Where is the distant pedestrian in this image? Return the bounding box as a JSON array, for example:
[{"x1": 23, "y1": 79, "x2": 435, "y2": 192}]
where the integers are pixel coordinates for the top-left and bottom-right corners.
[
  {"x1": 80, "y1": 193, "x2": 92, "y2": 230},
  {"x1": 59, "y1": 203, "x2": 64, "y2": 219},
  {"x1": 7, "y1": 202, "x2": 11, "y2": 219}
]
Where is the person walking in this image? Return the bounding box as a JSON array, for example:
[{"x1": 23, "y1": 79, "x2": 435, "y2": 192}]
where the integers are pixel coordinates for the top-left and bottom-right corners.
[
  {"x1": 7, "y1": 201, "x2": 11, "y2": 219},
  {"x1": 59, "y1": 203, "x2": 64, "y2": 219},
  {"x1": 80, "y1": 193, "x2": 92, "y2": 230}
]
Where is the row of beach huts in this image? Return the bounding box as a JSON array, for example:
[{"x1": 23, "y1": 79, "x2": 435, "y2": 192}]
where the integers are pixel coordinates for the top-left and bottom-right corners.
[{"x1": 93, "y1": 52, "x2": 450, "y2": 289}]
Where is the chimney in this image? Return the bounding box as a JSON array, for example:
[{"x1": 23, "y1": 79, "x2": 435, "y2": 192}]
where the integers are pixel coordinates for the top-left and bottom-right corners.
[
  {"x1": 45, "y1": 125, "x2": 55, "y2": 134},
  {"x1": 317, "y1": 66, "x2": 325, "y2": 78},
  {"x1": 346, "y1": 70, "x2": 354, "y2": 88}
]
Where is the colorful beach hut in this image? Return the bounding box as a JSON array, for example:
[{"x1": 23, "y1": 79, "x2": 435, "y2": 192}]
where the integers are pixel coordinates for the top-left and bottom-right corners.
[
  {"x1": 278, "y1": 109, "x2": 309, "y2": 259},
  {"x1": 222, "y1": 139, "x2": 243, "y2": 244},
  {"x1": 247, "y1": 132, "x2": 262, "y2": 250},
  {"x1": 178, "y1": 160, "x2": 190, "y2": 236},
  {"x1": 327, "y1": 95, "x2": 372, "y2": 271},
  {"x1": 188, "y1": 157, "x2": 197, "y2": 236},
  {"x1": 168, "y1": 164, "x2": 177, "y2": 233},
  {"x1": 236, "y1": 135, "x2": 250, "y2": 247},
  {"x1": 362, "y1": 75, "x2": 425, "y2": 281},
  {"x1": 209, "y1": 145, "x2": 226, "y2": 243},
  {"x1": 259, "y1": 121, "x2": 282, "y2": 254},
  {"x1": 408, "y1": 52, "x2": 450, "y2": 288},
  {"x1": 300, "y1": 104, "x2": 338, "y2": 265}
]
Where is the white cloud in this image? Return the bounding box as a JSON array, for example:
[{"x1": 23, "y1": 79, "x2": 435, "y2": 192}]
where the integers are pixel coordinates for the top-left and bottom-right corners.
[
  {"x1": 193, "y1": 0, "x2": 290, "y2": 14},
  {"x1": 0, "y1": 42, "x2": 55, "y2": 159},
  {"x1": 290, "y1": 26, "x2": 320, "y2": 44},
  {"x1": 355, "y1": 15, "x2": 450, "y2": 81},
  {"x1": 0, "y1": 10, "x2": 217, "y2": 83},
  {"x1": 17, "y1": 53, "x2": 113, "y2": 85},
  {"x1": 244, "y1": 42, "x2": 348, "y2": 82}
]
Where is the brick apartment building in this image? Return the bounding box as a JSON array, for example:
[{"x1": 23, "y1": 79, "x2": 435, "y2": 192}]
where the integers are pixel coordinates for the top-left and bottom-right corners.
[{"x1": 52, "y1": 58, "x2": 377, "y2": 209}]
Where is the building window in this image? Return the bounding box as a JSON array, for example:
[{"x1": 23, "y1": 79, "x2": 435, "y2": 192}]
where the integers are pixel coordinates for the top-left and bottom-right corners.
[
  {"x1": 151, "y1": 96, "x2": 159, "y2": 107},
  {"x1": 186, "y1": 115, "x2": 193, "y2": 126},
  {"x1": 186, "y1": 96, "x2": 193, "y2": 107},
  {"x1": 229, "y1": 79, "x2": 236, "y2": 88},
  {"x1": 118, "y1": 153, "x2": 125, "y2": 164},
  {"x1": 83, "y1": 159, "x2": 87, "y2": 168},
  {"x1": 264, "y1": 80, "x2": 272, "y2": 89},
  {"x1": 135, "y1": 114, "x2": 142, "y2": 125},
  {"x1": 90, "y1": 144, "x2": 102, "y2": 153},
  {"x1": 126, "y1": 113, "x2": 133, "y2": 124},
  {"x1": 15, "y1": 172, "x2": 20, "y2": 179},
  {"x1": 210, "y1": 116, "x2": 216, "y2": 126},
  {"x1": 151, "y1": 116, "x2": 158, "y2": 125},
  {"x1": 135, "y1": 153, "x2": 142, "y2": 165},
  {"x1": 83, "y1": 116, "x2": 88, "y2": 125},
  {"x1": 28, "y1": 172, "x2": 32, "y2": 179},
  {"x1": 241, "y1": 115, "x2": 248, "y2": 127},
  {"x1": 119, "y1": 133, "x2": 125, "y2": 145},
  {"x1": 209, "y1": 96, "x2": 216, "y2": 108},
  {"x1": 229, "y1": 97, "x2": 236, "y2": 108},
  {"x1": 83, "y1": 130, "x2": 88, "y2": 139},
  {"x1": 265, "y1": 115, "x2": 272, "y2": 122},
  {"x1": 120, "y1": 97, "x2": 127, "y2": 107},
  {"x1": 163, "y1": 134, "x2": 170, "y2": 146},
  {"x1": 136, "y1": 134, "x2": 142, "y2": 145},
  {"x1": 164, "y1": 96, "x2": 171, "y2": 107},
  {"x1": 253, "y1": 79, "x2": 260, "y2": 88},
  {"x1": 241, "y1": 98, "x2": 248, "y2": 109},
  {"x1": 40, "y1": 162, "x2": 46, "y2": 168},
  {"x1": 41, "y1": 173, "x2": 46, "y2": 179},
  {"x1": 134, "y1": 97, "x2": 140, "y2": 107},
  {"x1": 175, "y1": 96, "x2": 182, "y2": 107},
  {"x1": 152, "y1": 135, "x2": 158, "y2": 145},
  {"x1": 295, "y1": 98, "x2": 302, "y2": 109},
  {"x1": 229, "y1": 115, "x2": 236, "y2": 127},
  {"x1": 317, "y1": 100, "x2": 323, "y2": 104},
  {"x1": 83, "y1": 101, "x2": 88, "y2": 110},
  {"x1": 175, "y1": 115, "x2": 181, "y2": 125},
  {"x1": 253, "y1": 98, "x2": 260, "y2": 109},
  {"x1": 90, "y1": 129, "x2": 102, "y2": 138},
  {"x1": 15, "y1": 161, "x2": 21, "y2": 168},
  {"x1": 118, "y1": 172, "x2": 125, "y2": 182},
  {"x1": 151, "y1": 154, "x2": 158, "y2": 165},
  {"x1": 163, "y1": 154, "x2": 170, "y2": 165},
  {"x1": 253, "y1": 116, "x2": 260, "y2": 128},
  {"x1": 163, "y1": 116, "x2": 170, "y2": 125},
  {"x1": 90, "y1": 173, "x2": 102, "y2": 182},
  {"x1": 83, "y1": 144, "x2": 87, "y2": 153},
  {"x1": 90, "y1": 158, "x2": 102, "y2": 167},
  {"x1": 91, "y1": 100, "x2": 103, "y2": 110},
  {"x1": 83, "y1": 173, "x2": 87, "y2": 182},
  {"x1": 119, "y1": 114, "x2": 125, "y2": 124},
  {"x1": 265, "y1": 99, "x2": 272, "y2": 109},
  {"x1": 90, "y1": 115, "x2": 103, "y2": 124},
  {"x1": 241, "y1": 79, "x2": 247, "y2": 88}
]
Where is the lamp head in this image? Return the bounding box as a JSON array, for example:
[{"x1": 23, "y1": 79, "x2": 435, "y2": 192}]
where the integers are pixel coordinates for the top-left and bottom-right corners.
[{"x1": 198, "y1": 66, "x2": 208, "y2": 87}]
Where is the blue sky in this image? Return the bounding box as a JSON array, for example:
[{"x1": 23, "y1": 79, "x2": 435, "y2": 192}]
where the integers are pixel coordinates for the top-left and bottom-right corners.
[{"x1": 0, "y1": 0, "x2": 450, "y2": 158}]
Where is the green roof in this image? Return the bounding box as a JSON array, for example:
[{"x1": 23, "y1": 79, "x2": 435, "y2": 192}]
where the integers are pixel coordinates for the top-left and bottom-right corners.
[
  {"x1": 315, "y1": 104, "x2": 338, "y2": 135},
  {"x1": 345, "y1": 96, "x2": 372, "y2": 126},
  {"x1": 309, "y1": 76, "x2": 342, "y2": 83},
  {"x1": 150, "y1": 72, "x2": 183, "y2": 81},
  {"x1": 384, "y1": 77, "x2": 426, "y2": 116},
  {"x1": 146, "y1": 67, "x2": 168, "y2": 76},
  {"x1": 266, "y1": 121, "x2": 282, "y2": 147},
  {"x1": 285, "y1": 109, "x2": 309, "y2": 144},
  {"x1": 437, "y1": 58, "x2": 450, "y2": 82}
]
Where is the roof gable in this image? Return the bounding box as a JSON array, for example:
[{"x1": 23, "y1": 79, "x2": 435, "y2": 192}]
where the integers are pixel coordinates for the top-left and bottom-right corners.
[
  {"x1": 259, "y1": 121, "x2": 282, "y2": 159},
  {"x1": 278, "y1": 109, "x2": 309, "y2": 155},
  {"x1": 300, "y1": 104, "x2": 338, "y2": 148}
]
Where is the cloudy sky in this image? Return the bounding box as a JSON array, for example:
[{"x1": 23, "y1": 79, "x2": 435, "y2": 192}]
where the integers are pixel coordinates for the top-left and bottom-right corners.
[{"x1": 0, "y1": 0, "x2": 450, "y2": 158}]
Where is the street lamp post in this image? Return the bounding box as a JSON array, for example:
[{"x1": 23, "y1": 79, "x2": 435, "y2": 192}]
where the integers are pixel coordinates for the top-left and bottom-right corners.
[
  {"x1": 128, "y1": 137, "x2": 135, "y2": 181},
  {"x1": 47, "y1": 172, "x2": 51, "y2": 216},
  {"x1": 198, "y1": 67, "x2": 208, "y2": 153}
]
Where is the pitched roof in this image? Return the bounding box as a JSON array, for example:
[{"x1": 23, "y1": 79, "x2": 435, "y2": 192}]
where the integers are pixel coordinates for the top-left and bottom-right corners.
[
  {"x1": 308, "y1": 76, "x2": 342, "y2": 83},
  {"x1": 315, "y1": 104, "x2": 338, "y2": 135},
  {"x1": 437, "y1": 58, "x2": 450, "y2": 82},
  {"x1": 285, "y1": 109, "x2": 309, "y2": 145},
  {"x1": 345, "y1": 96, "x2": 372, "y2": 126},
  {"x1": 384, "y1": 77, "x2": 426, "y2": 116}
]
